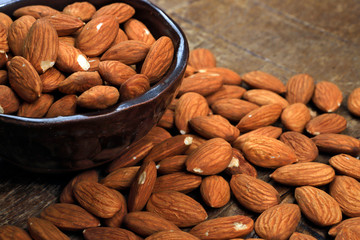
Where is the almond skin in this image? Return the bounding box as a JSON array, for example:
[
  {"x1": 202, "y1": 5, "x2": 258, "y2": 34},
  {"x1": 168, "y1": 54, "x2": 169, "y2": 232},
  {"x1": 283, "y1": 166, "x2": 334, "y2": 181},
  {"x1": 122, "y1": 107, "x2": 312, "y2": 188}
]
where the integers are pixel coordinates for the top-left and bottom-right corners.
[
  {"x1": 286, "y1": 73, "x2": 315, "y2": 104},
  {"x1": 8, "y1": 15, "x2": 36, "y2": 56},
  {"x1": 289, "y1": 232, "x2": 317, "y2": 240},
  {"x1": 328, "y1": 217, "x2": 360, "y2": 237},
  {"x1": 347, "y1": 87, "x2": 360, "y2": 116},
  {"x1": 312, "y1": 81, "x2": 343, "y2": 112},
  {"x1": 0, "y1": 225, "x2": 32, "y2": 240},
  {"x1": 200, "y1": 175, "x2": 230, "y2": 208},
  {"x1": 103, "y1": 194, "x2": 128, "y2": 228},
  {"x1": 189, "y1": 215, "x2": 254, "y2": 240},
  {"x1": 198, "y1": 67, "x2": 242, "y2": 85},
  {"x1": 92, "y1": 2, "x2": 135, "y2": 24},
  {"x1": 153, "y1": 172, "x2": 202, "y2": 193},
  {"x1": 188, "y1": 48, "x2": 216, "y2": 69},
  {"x1": 280, "y1": 131, "x2": 318, "y2": 163},
  {"x1": 230, "y1": 174, "x2": 280, "y2": 213},
  {"x1": 281, "y1": 103, "x2": 311, "y2": 132},
  {"x1": 312, "y1": 133, "x2": 360, "y2": 156},
  {"x1": 243, "y1": 89, "x2": 289, "y2": 109},
  {"x1": 46, "y1": 95, "x2": 77, "y2": 118},
  {"x1": 329, "y1": 154, "x2": 360, "y2": 180},
  {"x1": 23, "y1": 18, "x2": 59, "y2": 74},
  {"x1": 83, "y1": 227, "x2": 140, "y2": 240},
  {"x1": 270, "y1": 162, "x2": 335, "y2": 186},
  {"x1": 329, "y1": 175, "x2": 360, "y2": 217},
  {"x1": 177, "y1": 72, "x2": 224, "y2": 97},
  {"x1": 186, "y1": 138, "x2": 233, "y2": 175},
  {"x1": 141, "y1": 36, "x2": 174, "y2": 83},
  {"x1": 145, "y1": 230, "x2": 200, "y2": 240},
  {"x1": 226, "y1": 148, "x2": 257, "y2": 177},
  {"x1": 295, "y1": 186, "x2": 342, "y2": 226},
  {"x1": 77, "y1": 85, "x2": 119, "y2": 110},
  {"x1": 98, "y1": 60, "x2": 136, "y2": 86},
  {"x1": 27, "y1": 217, "x2": 69, "y2": 240},
  {"x1": 56, "y1": 42, "x2": 90, "y2": 73},
  {"x1": 335, "y1": 225, "x2": 360, "y2": 240},
  {"x1": 62, "y1": 2, "x2": 96, "y2": 21},
  {"x1": 101, "y1": 166, "x2": 140, "y2": 190},
  {"x1": 158, "y1": 108, "x2": 174, "y2": 129},
  {"x1": 241, "y1": 136, "x2": 297, "y2": 168},
  {"x1": 124, "y1": 18, "x2": 156, "y2": 46},
  {"x1": 254, "y1": 204, "x2": 301, "y2": 240},
  {"x1": 58, "y1": 71, "x2": 102, "y2": 94},
  {"x1": 101, "y1": 40, "x2": 150, "y2": 64},
  {"x1": 306, "y1": 113, "x2": 347, "y2": 135},
  {"x1": 120, "y1": 74, "x2": 150, "y2": 101},
  {"x1": 43, "y1": 13, "x2": 85, "y2": 36},
  {"x1": 0, "y1": 70, "x2": 7, "y2": 85},
  {"x1": 156, "y1": 155, "x2": 187, "y2": 175},
  {"x1": 7, "y1": 56, "x2": 42, "y2": 102},
  {"x1": 241, "y1": 70, "x2": 286, "y2": 94},
  {"x1": 18, "y1": 94, "x2": 54, "y2": 118},
  {"x1": 0, "y1": 23, "x2": 8, "y2": 52},
  {"x1": 13, "y1": 5, "x2": 60, "y2": 18},
  {"x1": 40, "y1": 67, "x2": 66, "y2": 93},
  {"x1": 206, "y1": 85, "x2": 246, "y2": 105},
  {"x1": 146, "y1": 190, "x2": 208, "y2": 227},
  {"x1": 0, "y1": 85, "x2": 20, "y2": 114}
]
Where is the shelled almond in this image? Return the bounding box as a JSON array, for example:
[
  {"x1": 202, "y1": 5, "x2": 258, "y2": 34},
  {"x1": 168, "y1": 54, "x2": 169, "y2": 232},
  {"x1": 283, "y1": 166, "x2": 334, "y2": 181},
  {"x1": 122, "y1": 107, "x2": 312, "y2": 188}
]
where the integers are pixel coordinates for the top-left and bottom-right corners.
[
  {"x1": 2, "y1": 42, "x2": 360, "y2": 239},
  {"x1": 0, "y1": 1, "x2": 174, "y2": 118}
]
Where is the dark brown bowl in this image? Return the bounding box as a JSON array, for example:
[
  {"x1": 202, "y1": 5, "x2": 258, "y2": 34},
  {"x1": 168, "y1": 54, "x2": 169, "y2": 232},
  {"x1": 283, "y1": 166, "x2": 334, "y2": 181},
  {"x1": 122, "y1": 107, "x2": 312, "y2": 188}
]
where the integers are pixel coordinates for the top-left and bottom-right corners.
[{"x1": 0, "y1": 0, "x2": 188, "y2": 172}]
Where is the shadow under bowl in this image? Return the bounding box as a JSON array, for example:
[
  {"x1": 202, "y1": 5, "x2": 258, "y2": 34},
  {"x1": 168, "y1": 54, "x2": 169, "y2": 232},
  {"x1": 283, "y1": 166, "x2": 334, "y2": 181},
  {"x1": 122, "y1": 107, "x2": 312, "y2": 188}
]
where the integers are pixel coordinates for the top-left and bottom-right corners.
[{"x1": 0, "y1": 0, "x2": 189, "y2": 172}]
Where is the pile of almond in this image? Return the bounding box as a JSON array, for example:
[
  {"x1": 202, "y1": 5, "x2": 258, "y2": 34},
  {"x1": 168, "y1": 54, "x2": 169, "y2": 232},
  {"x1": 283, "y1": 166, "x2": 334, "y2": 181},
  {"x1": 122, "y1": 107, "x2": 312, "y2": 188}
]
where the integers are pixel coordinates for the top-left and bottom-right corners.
[
  {"x1": 1, "y1": 54, "x2": 360, "y2": 239},
  {"x1": 0, "y1": 2, "x2": 174, "y2": 118}
]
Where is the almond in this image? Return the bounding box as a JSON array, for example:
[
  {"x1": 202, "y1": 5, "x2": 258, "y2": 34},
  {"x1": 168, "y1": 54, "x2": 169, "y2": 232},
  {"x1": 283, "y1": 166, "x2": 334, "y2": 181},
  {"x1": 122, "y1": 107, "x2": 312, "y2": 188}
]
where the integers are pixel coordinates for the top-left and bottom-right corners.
[
  {"x1": 56, "y1": 42, "x2": 90, "y2": 73},
  {"x1": 153, "y1": 172, "x2": 202, "y2": 193},
  {"x1": 347, "y1": 87, "x2": 360, "y2": 116},
  {"x1": 77, "y1": 85, "x2": 119, "y2": 109},
  {"x1": 101, "y1": 40, "x2": 150, "y2": 64},
  {"x1": 174, "y1": 92, "x2": 210, "y2": 134},
  {"x1": 23, "y1": 18, "x2": 59, "y2": 74},
  {"x1": 189, "y1": 115, "x2": 240, "y2": 141},
  {"x1": 329, "y1": 154, "x2": 360, "y2": 180},
  {"x1": 198, "y1": 67, "x2": 242, "y2": 85},
  {"x1": 0, "y1": 52, "x2": 7, "y2": 68},
  {"x1": 27, "y1": 217, "x2": 69, "y2": 240},
  {"x1": 295, "y1": 186, "x2": 342, "y2": 226},
  {"x1": 59, "y1": 36, "x2": 76, "y2": 47},
  {"x1": 243, "y1": 89, "x2": 289, "y2": 109},
  {"x1": 281, "y1": 103, "x2": 311, "y2": 132},
  {"x1": 289, "y1": 232, "x2": 317, "y2": 240},
  {"x1": 141, "y1": 36, "x2": 174, "y2": 83},
  {"x1": 146, "y1": 190, "x2": 208, "y2": 227},
  {"x1": 328, "y1": 217, "x2": 360, "y2": 237},
  {"x1": 83, "y1": 227, "x2": 140, "y2": 240},
  {"x1": 312, "y1": 133, "x2": 360, "y2": 156},
  {"x1": 73, "y1": 181, "x2": 125, "y2": 218},
  {"x1": 145, "y1": 230, "x2": 200, "y2": 240},
  {"x1": 127, "y1": 161, "x2": 157, "y2": 212},
  {"x1": 188, "y1": 48, "x2": 216, "y2": 69},
  {"x1": 40, "y1": 203, "x2": 100, "y2": 231},
  {"x1": 98, "y1": 60, "x2": 136, "y2": 86},
  {"x1": 200, "y1": 175, "x2": 230, "y2": 208},
  {"x1": 157, "y1": 108, "x2": 174, "y2": 129},
  {"x1": 7, "y1": 56, "x2": 42, "y2": 102},
  {"x1": 270, "y1": 162, "x2": 335, "y2": 186},
  {"x1": 0, "y1": 23, "x2": 8, "y2": 52},
  {"x1": 13, "y1": 5, "x2": 60, "y2": 18},
  {"x1": 103, "y1": 194, "x2": 128, "y2": 228},
  {"x1": 8, "y1": 15, "x2": 36, "y2": 56},
  {"x1": 0, "y1": 13, "x2": 13, "y2": 30},
  {"x1": 120, "y1": 74, "x2": 150, "y2": 101},
  {"x1": 177, "y1": 72, "x2": 223, "y2": 97},
  {"x1": 279, "y1": 131, "x2": 318, "y2": 163},
  {"x1": 87, "y1": 57, "x2": 100, "y2": 71},
  {"x1": 254, "y1": 204, "x2": 301, "y2": 240},
  {"x1": 190, "y1": 215, "x2": 253, "y2": 240},
  {"x1": 110, "y1": 28, "x2": 129, "y2": 47},
  {"x1": 46, "y1": 94, "x2": 77, "y2": 117},
  {"x1": 225, "y1": 148, "x2": 257, "y2": 177},
  {"x1": 241, "y1": 136, "x2": 297, "y2": 168},
  {"x1": 312, "y1": 81, "x2": 343, "y2": 112},
  {"x1": 236, "y1": 104, "x2": 283, "y2": 132},
  {"x1": 63, "y1": 2, "x2": 96, "y2": 22},
  {"x1": 230, "y1": 174, "x2": 280, "y2": 213},
  {"x1": 101, "y1": 166, "x2": 140, "y2": 190},
  {"x1": 329, "y1": 175, "x2": 360, "y2": 217},
  {"x1": 40, "y1": 67, "x2": 65, "y2": 93},
  {"x1": 124, "y1": 18, "x2": 155, "y2": 45},
  {"x1": 18, "y1": 94, "x2": 54, "y2": 118},
  {"x1": 156, "y1": 155, "x2": 187, "y2": 174},
  {"x1": 0, "y1": 225, "x2": 32, "y2": 240},
  {"x1": 335, "y1": 225, "x2": 360, "y2": 240},
  {"x1": 44, "y1": 13, "x2": 85, "y2": 36},
  {"x1": 92, "y1": 3, "x2": 135, "y2": 24},
  {"x1": 76, "y1": 15, "x2": 118, "y2": 57},
  {"x1": 124, "y1": 211, "x2": 180, "y2": 237},
  {"x1": 206, "y1": 85, "x2": 246, "y2": 105},
  {"x1": 0, "y1": 85, "x2": 20, "y2": 114},
  {"x1": 184, "y1": 134, "x2": 208, "y2": 155},
  {"x1": 286, "y1": 73, "x2": 315, "y2": 104},
  {"x1": 58, "y1": 71, "x2": 102, "y2": 94},
  {"x1": 306, "y1": 113, "x2": 347, "y2": 135},
  {"x1": 185, "y1": 64, "x2": 196, "y2": 77},
  {"x1": 0, "y1": 70, "x2": 7, "y2": 85},
  {"x1": 186, "y1": 138, "x2": 232, "y2": 175},
  {"x1": 241, "y1": 70, "x2": 286, "y2": 94}
]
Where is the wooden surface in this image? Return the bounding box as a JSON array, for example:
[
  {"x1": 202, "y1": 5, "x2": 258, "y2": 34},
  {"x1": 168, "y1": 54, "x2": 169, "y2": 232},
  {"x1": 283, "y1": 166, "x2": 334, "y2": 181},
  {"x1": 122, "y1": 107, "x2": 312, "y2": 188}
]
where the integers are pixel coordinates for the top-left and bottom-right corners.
[{"x1": 1, "y1": 0, "x2": 360, "y2": 239}]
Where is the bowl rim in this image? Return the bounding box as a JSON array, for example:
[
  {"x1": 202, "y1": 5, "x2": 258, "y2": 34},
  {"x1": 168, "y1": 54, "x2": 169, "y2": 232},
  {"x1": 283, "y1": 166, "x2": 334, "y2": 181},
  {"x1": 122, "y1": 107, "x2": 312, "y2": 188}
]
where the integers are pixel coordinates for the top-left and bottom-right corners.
[{"x1": 0, "y1": 0, "x2": 189, "y2": 126}]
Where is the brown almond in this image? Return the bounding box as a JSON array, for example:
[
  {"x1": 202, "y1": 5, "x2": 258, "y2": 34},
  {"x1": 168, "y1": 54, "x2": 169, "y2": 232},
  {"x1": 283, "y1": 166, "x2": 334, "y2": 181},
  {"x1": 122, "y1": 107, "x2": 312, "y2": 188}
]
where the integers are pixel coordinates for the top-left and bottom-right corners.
[
  {"x1": 44, "y1": 13, "x2": 84, "y2": 36},
  {"x1": 40, "y1": 203, "x2": 100, "y2": 231},
  {"x1": 120, "y1": 74, "x2": 150, "y2": 101},
  {"x1": 289, "y1": 232, "x2": 317, "y2": 240},
  {"x1": 98, "y1": 60, "x2": 136, "y2": 86},
  {"x1": 295, "y1": 186, "x2": 342, "y2": 226},
  {"x1": 270, "y1": 162, "x2": 335, "y2": 186},
  {"x1": 329, "y1": 175, "x2": 360, "y2": 217},
  {"x1": 186, "y1": 138, "x2": 232, "y2": 175},
  {"x1": 27, "y1": 217, "x2": 69, "y2": 240},
  {"x1": 184, "y1": 134, "x2": 208, "y2": 155},
  {"x1": 241, "y1": 136, "x2": 297, "y2": 168},
  {"x1": 254, "y1": 204, "x2": 301, "y2": 240},
  {"x1": 92, "y1": 3, "x2": 135, "y2": 24},
  {"x1": 83, "y1": 227, "x2": 140, "y2": 240},
  {"x1": 8, "y1": 15, "x2": 36, "y2": 56},
  {"x1": 312, "y1": 81, "x2": 343, "y2": 112},
  {"x1": 141, "y1": 36, "x2": 174, "y2": 83},
  {"x1": 329, "y1": 154, "x2": 360, "y2": 180},
  {"x1": 127, "y1": 161, "x2": 157, "y2": 212},
  {"x1": 312, "y1": 133, "x2": 360, "y2": 156},
  {"x1": 77, "y1": 85, "x2": 119, "y2": 109},
  {"x1": 153, "y1": 172, "x2": 202, "y2": 193},
  {"x1": 0, "y1": 85, "x2": 20, "y2": 114},
  {"x1": 124, "y1": 18, "x2": 155, "y2": 45},
  {"x1": 46, "y1": 95, "x2": 77, "y2": 118},
  {"x1": 145, "y1": 230, "x2": 200, "y2": 240},
  {"x1": 188, "y1": 48, "x2": 216, "y2": 69},
  {"x1": 281, "y1": 103, "x2": 311, "y2": 132},
  {"x1": 146, "y1": 190, "x2": 208, "y2": 227},
  {"x1": 306, "y1": 113, "x2": 347, "y2": 135},
  {"x1": 242, "y1": 70, "x2": 286, "y2": 94},
  {"x1": 87, "y1": 57, "x2": 100, "y2": 71},
  {"x1": 328, "y1": 217, "x2": 360, "y2": 237},
  {"x1": 13, "y1": 5, "x2": 60, "y2": 18},
  {"x1": 18, "y1": 94, "x2": 54, "y2": 118},
  {"x1": 156, "y1": 155, "x2": 188, "y2": 174},
  {"x1": 0, "y1": 52, "x2": 7, "y2": 68},
  {"x1": 280, "y1": 131, "x2": 318, "y2": 163},
  {"x1": 198, "y1": 67, "x2": 242, "y2": 85},
  {"x1": 110, "y1": 28, "x2": 129, "y2": 47},
  {"x1": 56, "y1": 42, "x2": 90, "y2": 73},
  {"x1": 101, "y1": 40, "x2": 150, "y2": 64},
  {"x1": 286, "y1": 73, "x2": 315, "y2": 104},
  {"x1": 40, "y1": 67, "x2": 66, "y2": 93},
  {"x1": 236, "y1": 104, "x2": 283, "y2": 132},
  {"x1": 58, "y1": 71, "x2": 102, "y2": 94},
  {"x1": 206, "y1": 85, "x2": 246, "y2": 105},
  {"x1": 225, "y1": 148, "x2": 257, "y2": 177},
  {"x1": 103, "y1": 194, "x2": 128, "y2": 228},
  {"x1": 0, "y1": 13, "x2": 13, "y2": 31},
  {"x1": 101, "y1": 166, "x2": 140, "y2": 190},
  {"x1": 59, "y1": 36, "x2": 76, "y2": 47},
  {"x1": 0, "y1": 225, "x2": 32, "y2": 240},
  {"x1": 335, "y1": 225, "x2": 360, "y2": 240},
  {"x1": 177, "y1": 72, "x2": 224, "y2": 97},
  {"x1": 0, "y1": 23, "x2": 8, "y2": 52},
  {"x1": 63, "y1": 2, "x2": 96, "y2": 22},
  {"x1": 348, "y1": 87, "x2": 360, "y2": 116},
  {"x1": 200, "y1": 175, "x2": 230, "y2": 208},
  {"x1": 230, "y1": 174, "x2": 280, "y2": 213},
  {"x1": 0, "y1": 70, "x2": 7, "y2": 85},
  {"x1": 157, "y1": 108, "x2": 174, "y2": 129},
  {"x1": 243, "y1": 89, "x2": 289, "y2": 109}
]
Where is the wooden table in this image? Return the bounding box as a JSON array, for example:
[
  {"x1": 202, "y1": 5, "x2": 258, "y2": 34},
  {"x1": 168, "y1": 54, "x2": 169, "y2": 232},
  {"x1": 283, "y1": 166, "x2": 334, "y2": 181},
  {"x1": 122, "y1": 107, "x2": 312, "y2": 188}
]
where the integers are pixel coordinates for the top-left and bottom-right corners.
[{"x1": 1, "y1": 0, "x2": 360, "y2": 239}]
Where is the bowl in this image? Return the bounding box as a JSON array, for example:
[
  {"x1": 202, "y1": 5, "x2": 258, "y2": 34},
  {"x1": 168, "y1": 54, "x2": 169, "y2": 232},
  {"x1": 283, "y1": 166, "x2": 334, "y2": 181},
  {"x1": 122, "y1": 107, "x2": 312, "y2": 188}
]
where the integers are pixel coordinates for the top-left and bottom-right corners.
[{"x1": 0, "y1": 0, "x2": 189, "y2": 172}]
